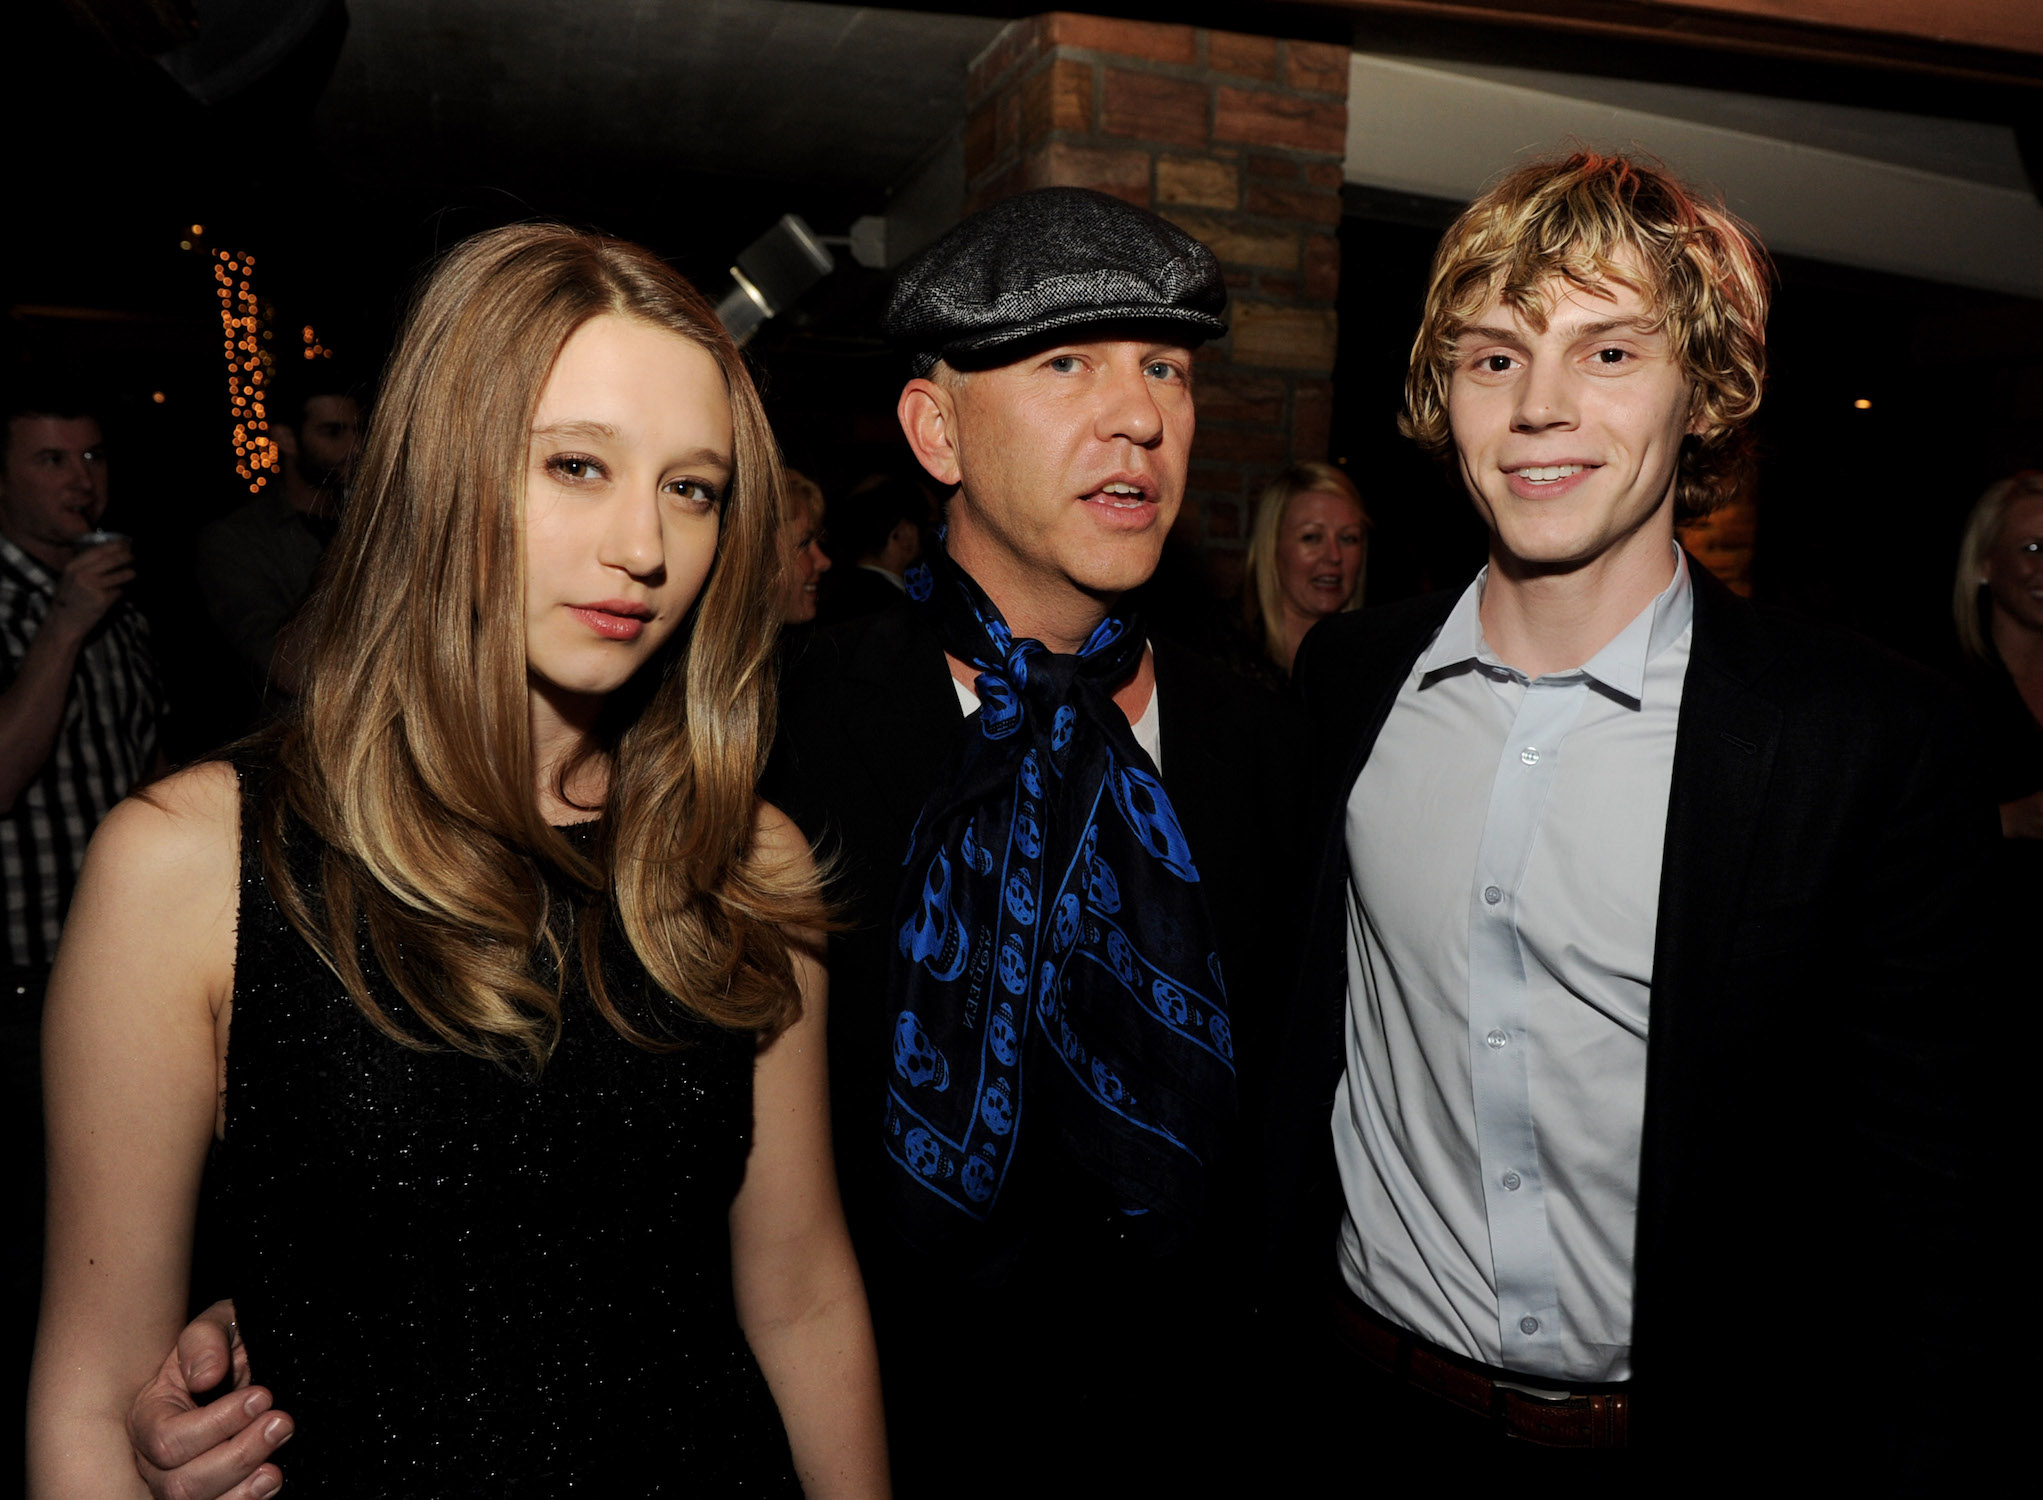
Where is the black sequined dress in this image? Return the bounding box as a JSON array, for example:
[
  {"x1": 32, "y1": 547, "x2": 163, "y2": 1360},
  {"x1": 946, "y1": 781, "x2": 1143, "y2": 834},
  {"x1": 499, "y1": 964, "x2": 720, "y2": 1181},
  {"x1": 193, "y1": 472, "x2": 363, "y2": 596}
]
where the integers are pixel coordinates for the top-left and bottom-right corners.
[{"x1": 217, "y1": 783, "x2": 799, "y2": 1495}]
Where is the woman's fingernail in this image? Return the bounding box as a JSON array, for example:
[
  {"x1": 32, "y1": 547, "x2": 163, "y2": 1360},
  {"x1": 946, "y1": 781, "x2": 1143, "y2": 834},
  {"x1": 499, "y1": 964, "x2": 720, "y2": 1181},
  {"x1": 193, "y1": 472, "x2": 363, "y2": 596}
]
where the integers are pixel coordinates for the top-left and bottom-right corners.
[
  {"x1": 243, "y1": 1388, "x2": 272, "y2": 1417},
  {"x1": 251, "y1": 1474, "x2": 281, "y2": 1498}
]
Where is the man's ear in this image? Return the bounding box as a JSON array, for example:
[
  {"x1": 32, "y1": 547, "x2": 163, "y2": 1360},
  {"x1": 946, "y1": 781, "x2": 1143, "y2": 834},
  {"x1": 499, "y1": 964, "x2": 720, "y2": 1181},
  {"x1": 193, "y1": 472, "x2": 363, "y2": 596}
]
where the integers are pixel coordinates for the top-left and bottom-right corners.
[
  {"x1": 273, "y1": 423, "x2": 300, "y2": 460},
  {"x1": 897, "y1": 379, "x2": 962, "y2": 488}
]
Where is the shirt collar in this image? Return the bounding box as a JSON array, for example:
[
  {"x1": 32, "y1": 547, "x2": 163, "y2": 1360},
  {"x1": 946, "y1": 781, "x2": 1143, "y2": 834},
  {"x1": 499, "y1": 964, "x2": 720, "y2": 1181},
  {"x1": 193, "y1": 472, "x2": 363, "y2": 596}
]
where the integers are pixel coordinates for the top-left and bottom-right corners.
[
  {"x1": 0, "y1": 532, "x2": 56, "y2": 595},
  {"x1": 1418, "y1": 544, "x2": 1694, "y2": 705}
]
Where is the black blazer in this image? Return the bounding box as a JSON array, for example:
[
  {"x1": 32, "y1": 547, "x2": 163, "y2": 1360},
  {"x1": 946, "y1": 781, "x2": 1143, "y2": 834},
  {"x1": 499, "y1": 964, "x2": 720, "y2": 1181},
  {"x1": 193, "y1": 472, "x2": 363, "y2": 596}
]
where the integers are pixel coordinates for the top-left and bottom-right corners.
[
  {"x1": 814, "y1": 564, "x2": 910, "y2": 629},
  {"x1": 767, "y1": 605, "x2": 1307, "y2": 1257},
  {"x1": 766, "y1": 605, "x2": 1306, "y2": 1493},
  {"x1": 1267, "y1": 562, "x2": 1998, "y2": 1473}
]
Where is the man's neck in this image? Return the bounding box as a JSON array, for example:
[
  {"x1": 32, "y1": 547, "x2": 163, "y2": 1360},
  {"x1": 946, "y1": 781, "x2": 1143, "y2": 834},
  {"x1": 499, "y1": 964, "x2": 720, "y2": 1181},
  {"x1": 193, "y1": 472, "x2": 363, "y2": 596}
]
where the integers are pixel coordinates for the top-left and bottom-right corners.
[
  {"x1": 0, "y1": 520, "x2": 68, "y2": 574},
  {"x1": 1990, "y1": 607, "x2": 2043, "y2": 691},
  {"x1": 282, "y1": 470, "x2": 340, "y2": 519},
  {"x1": 1479, "y1": 528, "x2": 1678, "y2": 678},
  {"x1": 946, "y1": 533, "x2": 1112, "y2": 655}
]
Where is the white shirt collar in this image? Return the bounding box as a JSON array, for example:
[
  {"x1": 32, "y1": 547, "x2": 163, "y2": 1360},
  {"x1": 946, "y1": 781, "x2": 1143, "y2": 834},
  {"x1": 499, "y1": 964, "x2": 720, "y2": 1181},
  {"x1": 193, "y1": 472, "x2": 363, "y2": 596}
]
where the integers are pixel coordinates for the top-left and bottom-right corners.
[{"x1": 1419, "y1": 545, "x2": 1694, "y2": 706}]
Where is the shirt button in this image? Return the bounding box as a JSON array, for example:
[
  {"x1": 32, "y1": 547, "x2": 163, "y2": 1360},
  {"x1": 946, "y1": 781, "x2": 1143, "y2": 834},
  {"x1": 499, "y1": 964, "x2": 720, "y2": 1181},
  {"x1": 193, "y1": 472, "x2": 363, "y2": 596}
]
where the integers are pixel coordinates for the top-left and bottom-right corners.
[
  {"x1": 1520, "y1": 746, "x2": 1540, "y2": 766},
  {"x1": 1502, "y1": 1171, "x2": 1521, "y2": 1191},
  {"x1": 1483, "y1": 885, "x2": 1504, "y2": 906},
  {"x1": 1520, "y1": 1315, "x2": 1540, "y2": 1335},
  {"x1": 1485, "y1": 1028, "x2": 1509, "y2": 1050}
]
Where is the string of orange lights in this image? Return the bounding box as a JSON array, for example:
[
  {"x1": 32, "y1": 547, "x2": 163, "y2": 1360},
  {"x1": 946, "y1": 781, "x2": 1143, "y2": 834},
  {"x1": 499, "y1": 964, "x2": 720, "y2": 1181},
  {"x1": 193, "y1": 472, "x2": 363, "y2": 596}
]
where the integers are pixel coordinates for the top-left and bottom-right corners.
[
  {"x1": 209, "y1": 234, "x2": 277, "y2": 495},
  {"x1": 188, "y1": 222, "x2": 336, "y2": 493}
]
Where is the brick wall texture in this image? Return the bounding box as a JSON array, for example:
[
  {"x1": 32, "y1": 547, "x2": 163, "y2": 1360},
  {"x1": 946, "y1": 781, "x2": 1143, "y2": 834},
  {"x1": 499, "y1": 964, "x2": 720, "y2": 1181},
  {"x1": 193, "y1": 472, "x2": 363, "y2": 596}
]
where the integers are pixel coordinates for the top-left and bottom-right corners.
[{"x1": 964, "y1": 14, "x2": 1348, "y2": 565}]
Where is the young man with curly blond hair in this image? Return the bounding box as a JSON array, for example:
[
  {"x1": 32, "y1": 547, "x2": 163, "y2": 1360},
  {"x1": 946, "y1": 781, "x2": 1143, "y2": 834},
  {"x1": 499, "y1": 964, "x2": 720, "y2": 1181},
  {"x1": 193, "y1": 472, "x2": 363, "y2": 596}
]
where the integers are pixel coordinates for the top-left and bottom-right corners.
[{"x1": 1266, "y1": 152, "x2": 1996, "y2": 1481}]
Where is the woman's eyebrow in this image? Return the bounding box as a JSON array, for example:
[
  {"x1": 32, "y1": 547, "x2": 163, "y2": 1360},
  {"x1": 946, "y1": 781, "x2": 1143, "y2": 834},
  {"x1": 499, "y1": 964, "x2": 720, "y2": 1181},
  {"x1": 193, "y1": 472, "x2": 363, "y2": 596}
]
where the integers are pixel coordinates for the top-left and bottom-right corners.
[
  {"x1": 531, "y1": 419, "x2": 620, "y2": 441},
  {"x1": 668, "y1": 447, "x2": 733, "y2": 474}
]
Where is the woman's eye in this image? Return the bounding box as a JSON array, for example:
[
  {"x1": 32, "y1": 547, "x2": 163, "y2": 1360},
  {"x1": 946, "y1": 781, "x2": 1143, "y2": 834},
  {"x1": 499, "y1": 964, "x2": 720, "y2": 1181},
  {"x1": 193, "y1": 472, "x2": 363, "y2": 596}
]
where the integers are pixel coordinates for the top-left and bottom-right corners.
[
  {"x1": 668, "y1": 478, "x2": 721, "y2": 507},
  {"x1": 548, "y1": 454, "x2": 602, "y2": 481}
]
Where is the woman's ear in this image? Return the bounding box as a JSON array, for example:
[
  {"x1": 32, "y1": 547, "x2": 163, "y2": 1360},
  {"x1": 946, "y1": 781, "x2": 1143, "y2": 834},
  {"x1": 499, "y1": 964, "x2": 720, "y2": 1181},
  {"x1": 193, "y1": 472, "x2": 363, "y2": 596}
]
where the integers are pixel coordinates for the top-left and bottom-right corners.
[{"x1": 897, "y1": 379, "x2": 963, "y2": 488}]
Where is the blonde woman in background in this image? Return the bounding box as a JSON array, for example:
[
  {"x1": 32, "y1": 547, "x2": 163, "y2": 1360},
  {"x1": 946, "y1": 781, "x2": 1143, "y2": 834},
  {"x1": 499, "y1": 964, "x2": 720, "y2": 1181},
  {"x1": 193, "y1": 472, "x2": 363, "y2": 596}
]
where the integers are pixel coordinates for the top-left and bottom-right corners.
[
  {"x1": 1952, "y1": 470, "x2": 2043, "y2": 841},
  {"x1": 1242, "y1": 460, "x2": 1369, "y2": 676},
  {"x1": 778, "y1": 468, "x2": 833, "y2": 626},
  {"x1": 28, "y1": 225, "x2": 887, "y2": 1498}
]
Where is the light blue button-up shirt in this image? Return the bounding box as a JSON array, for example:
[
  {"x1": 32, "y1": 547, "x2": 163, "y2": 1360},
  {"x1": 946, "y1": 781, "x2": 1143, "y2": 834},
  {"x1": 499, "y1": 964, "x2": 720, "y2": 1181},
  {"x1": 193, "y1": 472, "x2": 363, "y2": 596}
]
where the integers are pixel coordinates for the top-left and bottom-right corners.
[{"x1": 1332, "y1": 549, "x2": 1694, "y2": 1383}]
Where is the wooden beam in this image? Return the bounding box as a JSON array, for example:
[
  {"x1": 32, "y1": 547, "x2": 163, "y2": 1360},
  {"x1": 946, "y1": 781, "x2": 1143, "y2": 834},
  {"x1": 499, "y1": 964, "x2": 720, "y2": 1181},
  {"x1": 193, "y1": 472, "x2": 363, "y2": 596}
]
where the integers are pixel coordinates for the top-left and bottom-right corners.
[{"x1": 1316, "y1": 0, "x2": 2043, "y2": 85}]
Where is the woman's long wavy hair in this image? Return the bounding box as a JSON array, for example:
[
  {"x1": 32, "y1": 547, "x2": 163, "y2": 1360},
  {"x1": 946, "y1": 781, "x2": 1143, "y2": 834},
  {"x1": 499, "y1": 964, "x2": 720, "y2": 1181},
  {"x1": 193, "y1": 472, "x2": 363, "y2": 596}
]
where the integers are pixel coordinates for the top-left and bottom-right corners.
[
  {"x1": 1401, "y1": 151, "x2": 1771, "y2": 525},
  {"x1": 260, "y1": 223, "x2": 820, "y2": 1072}
]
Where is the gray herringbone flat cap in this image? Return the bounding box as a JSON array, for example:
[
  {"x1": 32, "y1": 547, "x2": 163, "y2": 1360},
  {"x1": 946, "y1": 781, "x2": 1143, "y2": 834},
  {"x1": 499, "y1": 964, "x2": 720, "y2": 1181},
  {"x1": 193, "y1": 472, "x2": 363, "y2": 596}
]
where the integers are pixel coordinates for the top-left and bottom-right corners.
[{"x1": 884, "y1": 187, "x2": 1228, "y2": 377}]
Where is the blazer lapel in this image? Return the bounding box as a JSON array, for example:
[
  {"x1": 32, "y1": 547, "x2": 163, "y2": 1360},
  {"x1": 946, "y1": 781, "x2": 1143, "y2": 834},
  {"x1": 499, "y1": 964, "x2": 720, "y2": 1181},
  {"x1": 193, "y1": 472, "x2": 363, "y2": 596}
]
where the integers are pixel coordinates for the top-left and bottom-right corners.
[{"x1": 1634, "y1": 563, "x2": 1782, "y2": 1360}]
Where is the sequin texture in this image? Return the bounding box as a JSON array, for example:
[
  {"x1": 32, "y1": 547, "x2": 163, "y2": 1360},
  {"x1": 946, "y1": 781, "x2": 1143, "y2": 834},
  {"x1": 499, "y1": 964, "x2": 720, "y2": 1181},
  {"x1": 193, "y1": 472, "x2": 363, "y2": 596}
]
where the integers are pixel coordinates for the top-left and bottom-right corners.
[{"x1": 215, "y1": 788, "x2": 800, "y2": 1494}]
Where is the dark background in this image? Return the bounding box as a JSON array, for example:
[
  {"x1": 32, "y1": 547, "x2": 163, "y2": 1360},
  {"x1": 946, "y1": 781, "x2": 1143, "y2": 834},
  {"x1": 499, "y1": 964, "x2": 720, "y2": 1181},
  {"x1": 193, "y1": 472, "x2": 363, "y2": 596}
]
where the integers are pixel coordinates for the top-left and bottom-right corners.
[{"x1": 9, "y1": 0, "x2": 2043, "y2": 759}]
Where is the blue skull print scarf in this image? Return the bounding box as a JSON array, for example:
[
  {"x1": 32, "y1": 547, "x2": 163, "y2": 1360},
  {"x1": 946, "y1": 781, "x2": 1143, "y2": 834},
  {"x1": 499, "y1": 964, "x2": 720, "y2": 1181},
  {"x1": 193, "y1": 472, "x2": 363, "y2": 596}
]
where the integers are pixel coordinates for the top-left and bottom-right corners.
[{"x1": 883, "y1": 540, "x2": 1236, "y2": 1255}]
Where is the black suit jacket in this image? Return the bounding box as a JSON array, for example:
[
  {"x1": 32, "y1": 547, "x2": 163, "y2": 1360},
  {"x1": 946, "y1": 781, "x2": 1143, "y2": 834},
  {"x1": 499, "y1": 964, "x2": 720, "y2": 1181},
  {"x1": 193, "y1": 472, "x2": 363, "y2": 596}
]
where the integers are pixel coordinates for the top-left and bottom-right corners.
[
  {"x1": 1268, "y1": 562, "x2": 1997, "y2": 1473},
  {"x1": 766, "y1": 605, "x2": 1304, "y2": 1493},
  {"x1": 814, "y1": 564, "x2": 910, "y2": 629},
  {"x1": 769, "y1": 604, "x2": 1305, "y2": 1253}
]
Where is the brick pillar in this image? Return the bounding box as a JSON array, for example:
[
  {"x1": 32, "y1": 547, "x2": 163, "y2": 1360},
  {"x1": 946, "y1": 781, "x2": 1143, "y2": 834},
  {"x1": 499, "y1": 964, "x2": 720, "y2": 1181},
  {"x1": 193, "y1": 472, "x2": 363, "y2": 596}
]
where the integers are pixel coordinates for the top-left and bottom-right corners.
[{"x1": 963, "y1": 15, "x2": 1348, "y2": 581}]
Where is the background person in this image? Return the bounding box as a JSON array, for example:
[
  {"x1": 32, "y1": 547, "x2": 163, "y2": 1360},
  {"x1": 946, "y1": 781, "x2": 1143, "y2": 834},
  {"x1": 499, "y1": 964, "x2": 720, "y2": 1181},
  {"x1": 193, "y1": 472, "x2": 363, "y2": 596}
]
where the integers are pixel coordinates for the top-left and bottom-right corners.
[
  {"x1": 1240, "y1": 460, "x2": 1369, "y2": 679},
  {"x1": 775, "y1": 467, "x2": 832, "y2": 627},
  {"x1": 1953, "y1": 470, "x2": 2043, "y2": 840},
  {"x1": 1, "y1": 387, "x2": 165, "y2": 1486},
  {"x1": 192, "y1": 366, "x2": 363, "y2": 710},
  {"x1": 814, "y1": 473, "x2": 924, "y2": 626},
  {"x1": 30, "y1": 225, "x2": 886, "y2": 1498}
]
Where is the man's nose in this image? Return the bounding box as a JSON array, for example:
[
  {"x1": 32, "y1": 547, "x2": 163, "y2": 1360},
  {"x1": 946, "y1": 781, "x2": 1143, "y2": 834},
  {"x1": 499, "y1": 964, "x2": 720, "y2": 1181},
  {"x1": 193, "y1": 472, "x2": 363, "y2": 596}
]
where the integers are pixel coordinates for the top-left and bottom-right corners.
[
  {"x1": 1512, "y1": 358, "x2": 1576, "y2": 432},
  {"x1": 1097, "y1": 362, "x2": 1165, "y2": 446}
]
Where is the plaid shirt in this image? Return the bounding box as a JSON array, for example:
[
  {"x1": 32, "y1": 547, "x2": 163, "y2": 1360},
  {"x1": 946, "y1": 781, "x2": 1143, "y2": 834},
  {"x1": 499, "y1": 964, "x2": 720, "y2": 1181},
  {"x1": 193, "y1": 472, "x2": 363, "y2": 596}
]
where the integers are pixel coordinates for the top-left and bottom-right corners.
[{"x1": 0, "y1": 533, "x2": 164, "y2": 968}]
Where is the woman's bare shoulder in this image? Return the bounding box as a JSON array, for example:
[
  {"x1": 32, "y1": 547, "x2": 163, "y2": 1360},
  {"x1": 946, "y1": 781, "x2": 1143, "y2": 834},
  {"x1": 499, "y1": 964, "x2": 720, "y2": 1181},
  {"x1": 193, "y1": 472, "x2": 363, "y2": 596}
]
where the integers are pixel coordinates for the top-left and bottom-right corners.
[
  {"x1": 86, "y1": 760, "x2": 242, "y2": 900},
  {"x1": 751, "y1": 799, "x2": 818, "y2": 878}
]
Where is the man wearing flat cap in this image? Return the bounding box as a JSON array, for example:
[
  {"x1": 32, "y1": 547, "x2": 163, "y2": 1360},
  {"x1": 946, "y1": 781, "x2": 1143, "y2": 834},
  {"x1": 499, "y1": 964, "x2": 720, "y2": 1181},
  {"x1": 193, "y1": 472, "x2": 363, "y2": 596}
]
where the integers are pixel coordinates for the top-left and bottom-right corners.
[
  {"x1": 766, "y1": 185, "x2": 1304, "y2": 1495},
  {"x1": 123, "y1": 188, "x2": 1303, "y2": 1497}
]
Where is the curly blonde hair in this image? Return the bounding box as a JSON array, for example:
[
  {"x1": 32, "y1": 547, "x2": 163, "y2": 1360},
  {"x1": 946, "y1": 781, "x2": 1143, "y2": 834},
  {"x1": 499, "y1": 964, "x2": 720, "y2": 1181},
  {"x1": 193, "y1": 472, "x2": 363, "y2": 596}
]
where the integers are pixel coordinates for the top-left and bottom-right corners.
[{"x1": 1400, "y1": 151, "x2": 1771, "y2": 524}]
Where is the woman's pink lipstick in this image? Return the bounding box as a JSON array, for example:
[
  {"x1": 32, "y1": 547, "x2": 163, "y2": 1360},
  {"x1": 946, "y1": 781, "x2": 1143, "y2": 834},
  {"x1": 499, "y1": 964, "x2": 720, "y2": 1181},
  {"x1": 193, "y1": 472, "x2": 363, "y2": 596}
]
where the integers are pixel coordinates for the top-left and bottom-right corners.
[{"x1": 567, "y1": 601, "x2": 652, "y2": 641}]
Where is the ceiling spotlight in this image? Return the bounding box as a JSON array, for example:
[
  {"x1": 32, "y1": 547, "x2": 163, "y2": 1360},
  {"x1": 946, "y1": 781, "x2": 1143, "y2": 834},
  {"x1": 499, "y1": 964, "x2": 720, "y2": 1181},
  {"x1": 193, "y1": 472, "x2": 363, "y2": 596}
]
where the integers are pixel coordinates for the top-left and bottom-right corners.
[
  {"x1": 713, "y1": 215, "x2": 835, "y2": 346},
  {"x1": 1853, "y1": 398, "x2": 1872, "y2": 409}
]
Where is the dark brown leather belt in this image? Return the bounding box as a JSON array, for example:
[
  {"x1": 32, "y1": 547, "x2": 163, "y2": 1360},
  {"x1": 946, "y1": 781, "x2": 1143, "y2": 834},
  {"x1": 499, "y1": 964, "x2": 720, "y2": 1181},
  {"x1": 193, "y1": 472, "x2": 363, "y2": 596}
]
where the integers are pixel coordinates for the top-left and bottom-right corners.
[{"x1": 1331, "y1": 1283, "x2": 1630, "y2": 1449}]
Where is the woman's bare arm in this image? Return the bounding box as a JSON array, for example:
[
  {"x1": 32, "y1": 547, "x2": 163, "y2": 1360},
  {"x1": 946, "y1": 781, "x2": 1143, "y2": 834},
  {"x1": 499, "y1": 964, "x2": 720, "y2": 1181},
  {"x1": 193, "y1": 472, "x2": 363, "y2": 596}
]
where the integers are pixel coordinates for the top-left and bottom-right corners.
[
  {"x1": 729, "y1": 805, "x2": 889, "y2": 1499},
  {"x1": 27, "y1": 762, "x2": 240, "y2": 1498}
]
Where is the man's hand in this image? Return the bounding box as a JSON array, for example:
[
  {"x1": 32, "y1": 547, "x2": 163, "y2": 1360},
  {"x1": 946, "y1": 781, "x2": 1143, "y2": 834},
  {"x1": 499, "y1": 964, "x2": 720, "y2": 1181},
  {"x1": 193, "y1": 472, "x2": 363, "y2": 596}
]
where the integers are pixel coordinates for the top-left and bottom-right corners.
[
  {"x1": 45, "y1": 537, "x2": 135, "y2": 643},
  {"x1": 127, "y1": 1301, "x2": 292, "y2": 1500}
]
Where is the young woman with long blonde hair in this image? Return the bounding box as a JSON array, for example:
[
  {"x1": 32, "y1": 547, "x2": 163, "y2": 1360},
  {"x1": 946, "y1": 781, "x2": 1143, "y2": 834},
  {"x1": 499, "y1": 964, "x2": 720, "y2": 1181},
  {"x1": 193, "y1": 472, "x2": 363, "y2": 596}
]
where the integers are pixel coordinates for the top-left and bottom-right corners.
[{"x1": 27, "y1": 225, "x2": 888, "y2": 1497}]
